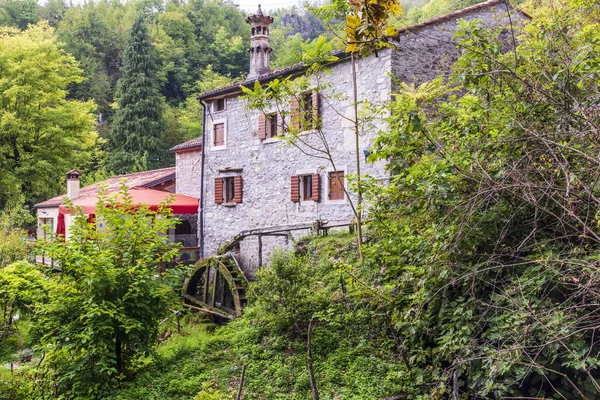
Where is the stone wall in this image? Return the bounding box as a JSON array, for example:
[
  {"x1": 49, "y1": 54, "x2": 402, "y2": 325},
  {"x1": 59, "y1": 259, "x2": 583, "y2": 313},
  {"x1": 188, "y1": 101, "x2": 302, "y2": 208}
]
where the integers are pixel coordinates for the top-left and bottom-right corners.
[
  {"x1": 390, "y1": 3, "x2": 522, "y2": 84},
  {"x1": 175, "y1": 151, "x2": 202, "y2": 199},
  {"x1": 201, "y1": 49, "x2": 393, "y2": 274}
]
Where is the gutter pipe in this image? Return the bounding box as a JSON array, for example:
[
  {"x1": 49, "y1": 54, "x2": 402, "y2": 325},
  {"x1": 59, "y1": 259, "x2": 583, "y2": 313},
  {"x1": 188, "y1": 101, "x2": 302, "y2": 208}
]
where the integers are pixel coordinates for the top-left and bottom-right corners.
[{"x1": 198, "y1": 100, "x2": 207, "y2": 259}]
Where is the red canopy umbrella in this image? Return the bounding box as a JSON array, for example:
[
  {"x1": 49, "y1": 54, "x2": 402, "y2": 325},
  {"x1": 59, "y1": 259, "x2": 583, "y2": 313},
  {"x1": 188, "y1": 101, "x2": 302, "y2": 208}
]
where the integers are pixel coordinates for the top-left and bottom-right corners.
[
  {"x1": 55, "y1": 213, "x2": 66, "y2": 238},
  {"x1": 58, "y1": 188, "x2": 199, "y2": 215}
]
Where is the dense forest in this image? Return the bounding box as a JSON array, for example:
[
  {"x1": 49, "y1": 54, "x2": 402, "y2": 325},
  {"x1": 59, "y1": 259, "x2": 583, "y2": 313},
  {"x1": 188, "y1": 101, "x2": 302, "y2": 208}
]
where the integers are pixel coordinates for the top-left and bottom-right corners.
[{"x1": 3, "y1": 0, "x2": 600, "y2": 398}]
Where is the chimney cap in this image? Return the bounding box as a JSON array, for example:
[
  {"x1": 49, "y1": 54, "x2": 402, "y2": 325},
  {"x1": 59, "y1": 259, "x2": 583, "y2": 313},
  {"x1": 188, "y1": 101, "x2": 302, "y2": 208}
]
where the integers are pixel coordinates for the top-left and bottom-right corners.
[
  {"x1": 246, "y1": 5, "x2": 273, "y2": 25},
  {"x1": 66, "y1": 169, "x2": 81, "y2": 180}
]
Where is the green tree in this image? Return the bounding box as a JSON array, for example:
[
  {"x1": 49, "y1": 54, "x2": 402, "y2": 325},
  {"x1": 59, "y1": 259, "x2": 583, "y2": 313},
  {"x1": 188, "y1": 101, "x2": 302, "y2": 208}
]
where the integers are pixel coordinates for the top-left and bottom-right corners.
[
  {"x1": 0, "y1": 0, "x2": 37, "y2": 29},
  {"x1": 109, "y1": 14, "x2": 168, "y2": 174},
  {"x1": 363, "y1": 1, "x2": 600, "y2": 396},
  {"x1": 0, "y1": 22, "x2": 97, "y2": 209},
  {"x1": 0, "y1": 261, "x2": 45, "y2": 327},
  {"x1": 36, "y1": 184, "x2": 179, "y2": 397},
  {"x1": 56, "y1": 3, "x2": 122, "y2": 120}
]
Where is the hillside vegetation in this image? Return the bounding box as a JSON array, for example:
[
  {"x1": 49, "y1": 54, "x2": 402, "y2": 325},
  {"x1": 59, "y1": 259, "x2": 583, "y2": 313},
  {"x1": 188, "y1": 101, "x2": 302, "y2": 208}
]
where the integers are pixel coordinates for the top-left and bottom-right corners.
[{"x1": 2, "y1": 0, "x2": 600, "y2": 398}]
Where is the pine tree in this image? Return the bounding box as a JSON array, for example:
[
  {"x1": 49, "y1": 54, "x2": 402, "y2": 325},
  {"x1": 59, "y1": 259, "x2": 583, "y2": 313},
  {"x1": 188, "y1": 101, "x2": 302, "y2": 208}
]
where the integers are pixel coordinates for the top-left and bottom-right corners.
[{"x1": 109, "y1": 14, "x2": 169, "y2": 174}]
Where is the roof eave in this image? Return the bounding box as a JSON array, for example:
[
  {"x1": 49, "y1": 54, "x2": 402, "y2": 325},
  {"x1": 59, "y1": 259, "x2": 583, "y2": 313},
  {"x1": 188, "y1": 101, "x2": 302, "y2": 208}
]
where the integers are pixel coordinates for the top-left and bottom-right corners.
[{"x1": 196, "y1": 50, "x2": 350, "y2": 101}]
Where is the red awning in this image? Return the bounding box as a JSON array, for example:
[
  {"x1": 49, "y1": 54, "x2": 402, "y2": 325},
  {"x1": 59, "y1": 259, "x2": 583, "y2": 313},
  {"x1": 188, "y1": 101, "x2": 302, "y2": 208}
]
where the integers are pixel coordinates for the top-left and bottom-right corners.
[{"x1": 58, "y1": 188, "x2": 199, "y2": 215}]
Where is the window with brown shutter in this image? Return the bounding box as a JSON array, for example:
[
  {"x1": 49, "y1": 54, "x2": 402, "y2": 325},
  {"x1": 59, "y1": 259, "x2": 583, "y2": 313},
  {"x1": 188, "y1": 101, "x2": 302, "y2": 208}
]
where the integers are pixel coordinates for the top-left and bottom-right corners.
[
  {"x1": 218, "y1": 175, "x2": 243, "y2": 204},
  {"x1": 233, "y1": 175, "x2": 243, "y2": 203},
  {"x1": 213, "y1": 123, "x2": 225, "y2": 146},
  {"x1": 291, "y1": 175, "x2": 300, "y2": 202},
  {"x1": 293, "y1": 174, "x2": 321, "y2": 202},
  {"x1": 311, "y1": 90, "x2": 320, "y2": 129},
  {"x1": 267, "y1": 113, "x2": 278, "y2": 138},
  {"x1": 259, "y1": 113, "x2": 280, "y2": 140},
  {"x1": 258, "y1": 114, "x2": 267, "y2": 140},
  {"x1": 290, "y1": 90, "x2": 320, "y2": 132},
  {"x1": 300, "y1": 92, "x2": 313, "y2": 132},
  {"x1": 328, "y1": 171, "x2": 345, "y2": 200},
  {"x1": 214, "y1": 177, "x2": 224, "y2": 204},
  {"x1": 310, "y1": 173, "x2": 320, "y2": 202}
]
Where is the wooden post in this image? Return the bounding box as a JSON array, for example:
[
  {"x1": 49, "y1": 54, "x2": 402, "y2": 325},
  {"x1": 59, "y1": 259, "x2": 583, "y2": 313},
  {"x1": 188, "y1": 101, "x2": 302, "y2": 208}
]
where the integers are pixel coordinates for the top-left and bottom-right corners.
[
  {"x1": 211, "y1": 269, "x2": 218, "y2": 308},
  {"x1": 258, "y1": 234, "x2": 263, "y2": 268},
  {"x1": 203, "y1": 266, "x2": 210, "y2": 303},
  {"x1": 236, "y1": 363, "x2": 247, "y2": 400},
  {"x1": 176, "y1": 312, "x2": 181, "y2": 335}
]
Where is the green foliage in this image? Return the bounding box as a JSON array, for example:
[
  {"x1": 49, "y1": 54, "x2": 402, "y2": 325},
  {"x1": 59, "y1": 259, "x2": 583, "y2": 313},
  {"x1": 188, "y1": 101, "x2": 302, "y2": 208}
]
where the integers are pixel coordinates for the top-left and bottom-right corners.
[
  {"x1": 0, "y1": 196, "x2": 31, "y2": 267},
  {"x1": 109, "y1": 14, "x2": 169, "y2": 174},
  {"x1": 364, "y1": 2, "x2": 600, "y2": 397},
  {"x1": 0, "y1": 261, "x2": 45, "y2": 339},
  {"x1": 0, "y1": 0, "x2": 37, "y2": 29},
  {"x1": 34, "y1": 184, "x2": 180, "y2": 397},
  {"x1": 55, "y1": 3, "x2": 121, "y2": 119},
  {"x1": 0, "y1": 22, "x2": 98, "y2": 209},
  {"x1": 103, "y1": 233, "x2": 411, "y2": 400}
]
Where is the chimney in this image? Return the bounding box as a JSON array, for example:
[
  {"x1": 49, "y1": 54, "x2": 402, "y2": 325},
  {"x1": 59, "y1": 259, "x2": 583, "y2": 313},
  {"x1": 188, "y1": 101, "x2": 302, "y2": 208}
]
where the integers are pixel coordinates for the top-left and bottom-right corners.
[
  {"x1": 66, "y1": 169, "x2": 81, "y2": 200},
  {"x1": 246, "y1": 4, "x2": 274, "y2": 79}
]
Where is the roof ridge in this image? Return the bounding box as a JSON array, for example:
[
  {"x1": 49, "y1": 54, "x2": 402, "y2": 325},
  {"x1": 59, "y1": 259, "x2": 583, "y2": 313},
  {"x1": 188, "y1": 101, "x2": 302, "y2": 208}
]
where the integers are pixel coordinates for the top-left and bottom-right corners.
[
  {"x1": 395, "y1": 0, "x2": 510, "y2": 36},
  {"x1": 112, "y1": 166, "x2": 175, "y2": 179}
]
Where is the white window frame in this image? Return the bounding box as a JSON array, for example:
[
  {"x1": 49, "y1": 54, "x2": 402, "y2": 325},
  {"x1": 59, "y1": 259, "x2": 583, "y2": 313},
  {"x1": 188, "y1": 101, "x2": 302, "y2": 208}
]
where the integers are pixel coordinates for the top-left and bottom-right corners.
[
  {"x1": 210, "y1": 118, "x2": 227, "y2": 151},
  {"x1": 295, "y1": 168, "x2": 319, "y2": 204},
  {"x1": 214, "y1": 98, "x2": 227, "y2": 113},
  {"x1": 325, "y1": 166, "x2": 348, "y2": 205}
]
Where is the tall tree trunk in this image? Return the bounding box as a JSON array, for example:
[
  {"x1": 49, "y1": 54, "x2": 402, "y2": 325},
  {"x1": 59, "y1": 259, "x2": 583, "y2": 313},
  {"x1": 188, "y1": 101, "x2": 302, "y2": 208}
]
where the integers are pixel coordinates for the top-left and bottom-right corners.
[
  {"x1": 351, "y1": 53, "x2": 364, "y2": 261},
  {"x1": 307, "y1": 319, "x2": 319, "y2": 400}
]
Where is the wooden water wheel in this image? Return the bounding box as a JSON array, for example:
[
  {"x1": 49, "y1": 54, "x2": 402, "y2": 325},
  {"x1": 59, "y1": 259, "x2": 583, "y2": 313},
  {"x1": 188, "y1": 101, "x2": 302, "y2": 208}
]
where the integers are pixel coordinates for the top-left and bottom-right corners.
[{"x1": 182, "y1": 255, "x2": 248, "y2": 319}]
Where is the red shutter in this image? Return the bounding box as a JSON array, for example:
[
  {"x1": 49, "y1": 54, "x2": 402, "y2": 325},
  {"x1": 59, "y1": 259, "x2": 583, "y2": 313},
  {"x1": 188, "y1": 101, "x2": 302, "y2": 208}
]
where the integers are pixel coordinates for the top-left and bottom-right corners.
[
  {"x1": 329, "y1": 171, "x2": 345, "y2": 200},
  {"x1": 214, "y1": 177, "x2": 224, "y2": 204},
  {"x1": 312, "y1": 90, "x2": 320, "y2": 129},
  {"x1": 233, "y1": 176, "x2": 243, "y2": 203},
  {"x1": 258, "y1": 114, "x2": 267, "y2": 140},
  {"x1": 311, "y1": 174, "x2": 320, "y2": 202},
  {"x1": 290, "y1": 175, "x2": 300, "y2": 202},
  {"x1": 290, "y1": 96, "x2": 299, "y2": 131}
]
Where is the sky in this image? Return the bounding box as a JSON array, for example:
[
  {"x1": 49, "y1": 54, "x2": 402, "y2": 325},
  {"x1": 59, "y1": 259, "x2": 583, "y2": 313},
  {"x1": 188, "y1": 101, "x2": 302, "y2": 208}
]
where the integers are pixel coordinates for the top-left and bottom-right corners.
[{"x1": 235, "y1": 0, "x2": 306, "y2": 12}]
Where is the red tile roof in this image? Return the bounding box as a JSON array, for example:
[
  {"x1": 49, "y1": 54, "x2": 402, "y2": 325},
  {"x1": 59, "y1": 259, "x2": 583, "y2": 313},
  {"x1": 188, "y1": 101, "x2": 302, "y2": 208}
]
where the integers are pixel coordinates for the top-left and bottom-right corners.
[
  {"x1": 34, "y1": 167, "x2": 176, "y2": 208},
  {"x1": 170, "y1": 137, "x2": 203, "y2": 153}
]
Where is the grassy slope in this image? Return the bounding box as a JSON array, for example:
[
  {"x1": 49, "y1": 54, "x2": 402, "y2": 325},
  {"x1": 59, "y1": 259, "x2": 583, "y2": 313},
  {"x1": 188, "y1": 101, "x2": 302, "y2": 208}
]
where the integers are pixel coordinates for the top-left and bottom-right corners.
[{"x1": 107, "y1": 233, "x2": 410, "y2": 400}]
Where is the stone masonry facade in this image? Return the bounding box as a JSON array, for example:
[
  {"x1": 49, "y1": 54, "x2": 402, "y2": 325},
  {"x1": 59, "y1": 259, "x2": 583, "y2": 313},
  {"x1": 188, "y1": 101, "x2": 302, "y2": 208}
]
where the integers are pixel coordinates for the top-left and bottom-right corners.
[{"x1": 173, "y1": 0, "x2": 522, "y2": 274}]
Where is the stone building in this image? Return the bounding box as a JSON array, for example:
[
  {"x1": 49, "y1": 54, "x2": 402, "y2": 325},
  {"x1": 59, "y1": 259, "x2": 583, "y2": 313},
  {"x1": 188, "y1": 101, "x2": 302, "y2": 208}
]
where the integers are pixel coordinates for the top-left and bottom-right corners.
[{"x1": 172, "y1": 0, "x2": 524, "y2": 274}]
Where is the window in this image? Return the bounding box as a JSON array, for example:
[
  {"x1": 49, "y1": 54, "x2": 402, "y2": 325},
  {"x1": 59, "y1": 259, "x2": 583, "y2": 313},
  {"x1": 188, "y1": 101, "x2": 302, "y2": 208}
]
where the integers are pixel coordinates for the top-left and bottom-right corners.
[
  {"x1": 302, "y1": 175, "x2": 312, "y2": 200},
  {"x1": 328, "y1": 171, "x2": 345, "y2": 201},
  {"x1": 291, "y1": 90, "x2": 319, "y2": 132},
  {"x1": 39, "y1": 217, "x2": 54, "y2": 239},
  {"x1": 213, "y1": 123, "x2": 225, "y2": 147},
  {"x1": 291, "y1": 174, "x2": 320, "y2": 202},
  {"x1": 299, "y1": 92, "x2": 313, "y2": 131},
  {"x1": 225, "y1": 177, "x2": 235, "y2": 203},
  {"x1": 258, "y1": 113, "x2": 283, "y2": 140},
  {"x1": 215, "y1": 98, "x2": 226, "y2": 112},
  {"x1": 267, "y1": 114, "x2": 278, "y2": 138},
  {"x1": 215, "y1": 176, "x2": 243, "y2": 204}
]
